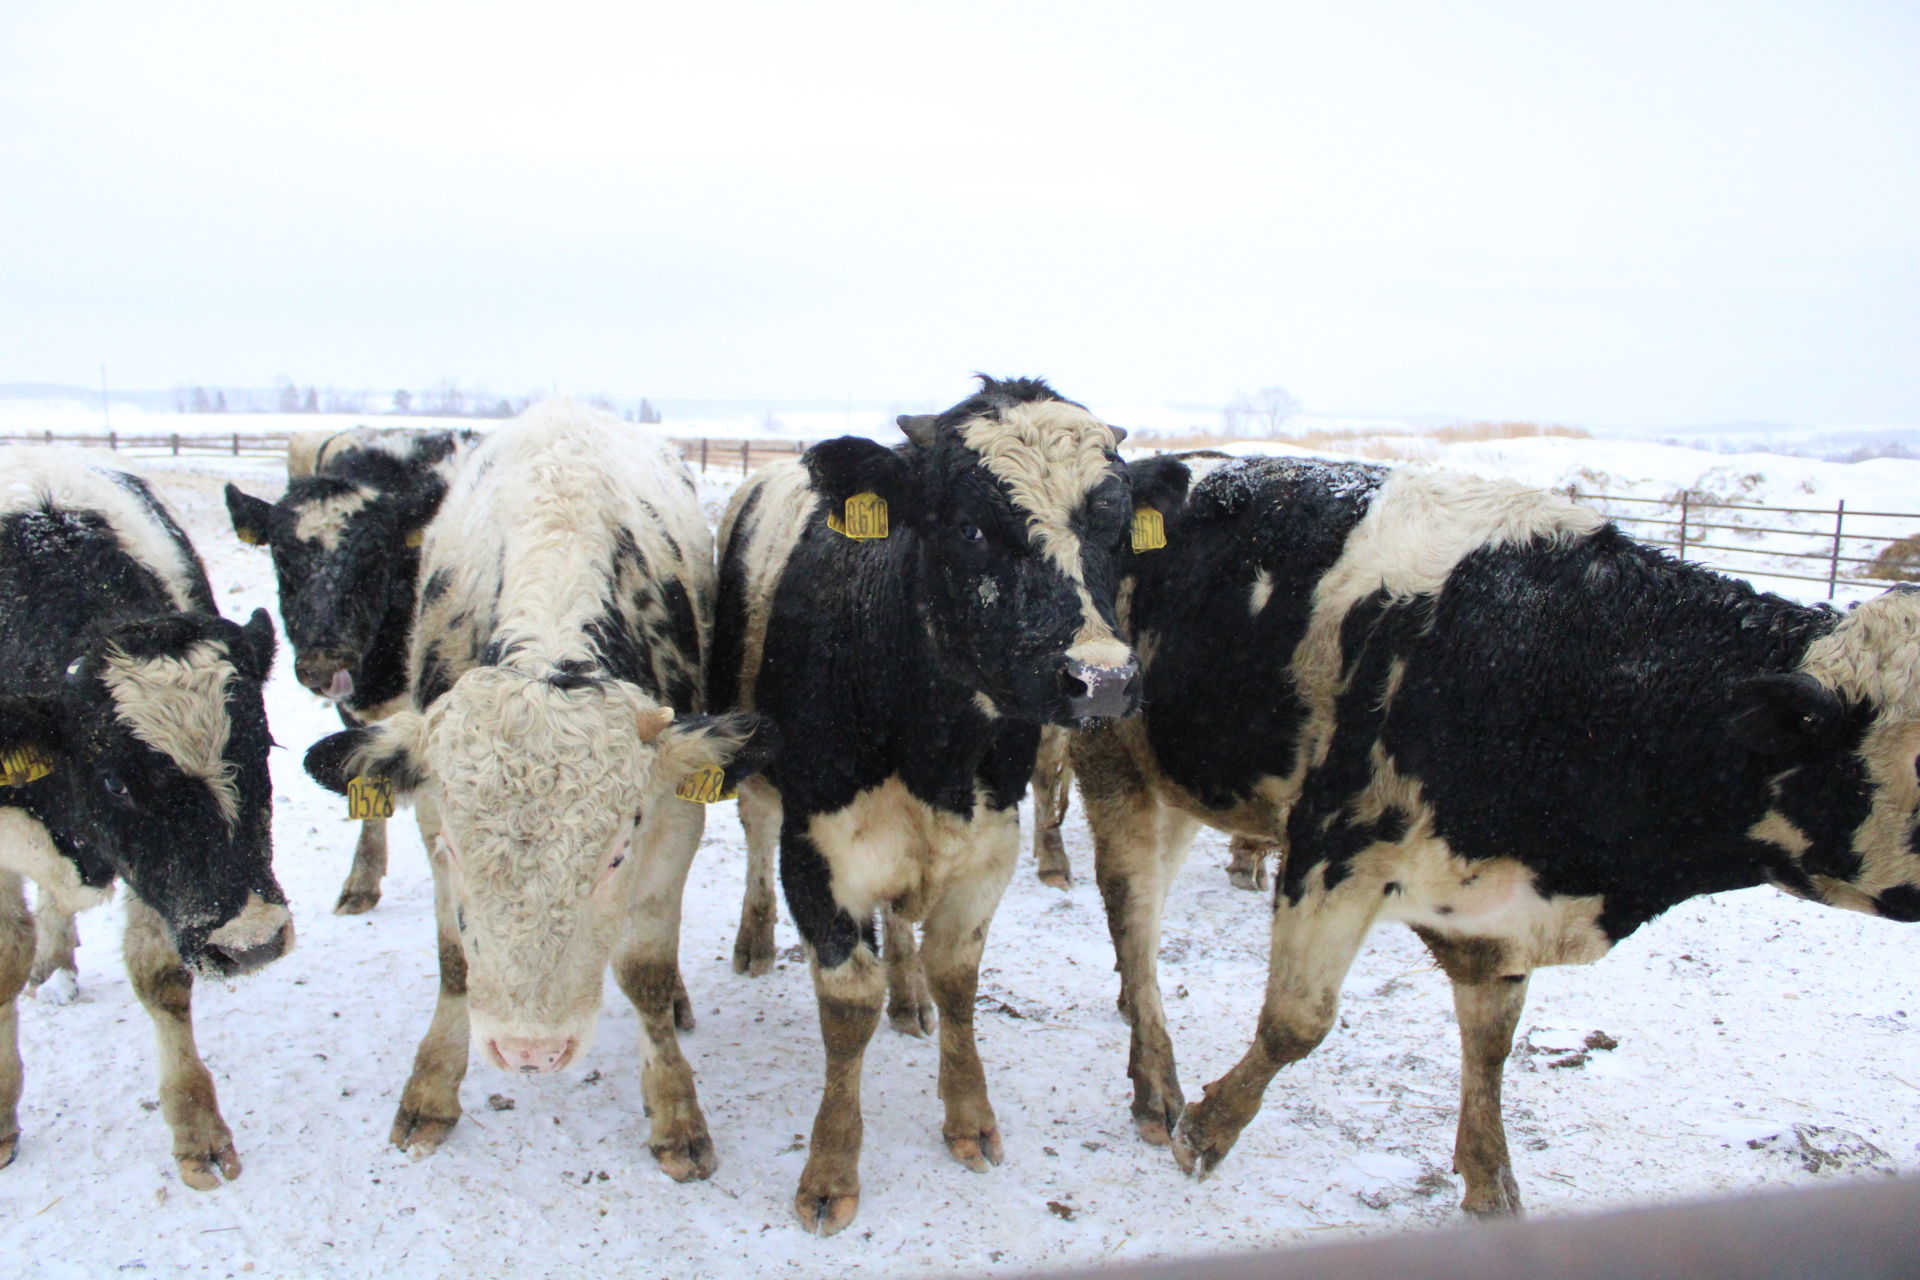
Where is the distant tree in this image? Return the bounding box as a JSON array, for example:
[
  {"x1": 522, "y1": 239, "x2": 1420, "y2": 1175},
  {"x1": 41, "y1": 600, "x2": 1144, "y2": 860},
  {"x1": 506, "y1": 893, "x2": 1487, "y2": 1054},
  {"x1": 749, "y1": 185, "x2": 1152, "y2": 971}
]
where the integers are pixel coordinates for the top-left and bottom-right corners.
[
  {"x1": 429, "y1": 379, "x2": 465, "y2": 416},
  {"x1": 636, "y1": 397, "x2": 661, "y2": 424},
  {"x1": 302, "y1": 387, "x2": 319, "y2": 413},
  {"x1": 277, "y1": 380, "x2": 301, "y2": 414},
  {"x1": 1222, "y1": 384, "x2": 1301, "y2": 437},
  {"x1": 393, "y1": 389, "x2": 413, "y2": 414},
  {"x1": 214, "y1": 390, "x2": 228, "y2": 413},
  {"x1": 190, "y1": 385, "x2": 212, "y2": 413}
]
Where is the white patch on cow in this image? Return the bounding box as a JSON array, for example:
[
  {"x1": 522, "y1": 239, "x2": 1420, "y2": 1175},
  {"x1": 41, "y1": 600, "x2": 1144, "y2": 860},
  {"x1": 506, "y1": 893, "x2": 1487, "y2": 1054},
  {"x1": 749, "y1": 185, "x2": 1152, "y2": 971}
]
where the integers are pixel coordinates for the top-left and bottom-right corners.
[
  {"x1": 805, "y1": 774, "x2": 1018, "y2": 922},
  {"x1": 0, "y1": 448, "x2": 204, "y2": 612},
  {"x1": 100, "y1": 641, "x2": 241, "y2": 828},
  {"x1": 292, "y1": 486, "x2": 374, "y2": 549},
  {"x1": 718, "y1": 460, "x2": 819, "y2": 710},
  {"x1": 1250, "y1": 568, "x2": 1274, "y2": 616},
  {"x1": 0, "y1": 809, "x2": 113, "y2": 914}
]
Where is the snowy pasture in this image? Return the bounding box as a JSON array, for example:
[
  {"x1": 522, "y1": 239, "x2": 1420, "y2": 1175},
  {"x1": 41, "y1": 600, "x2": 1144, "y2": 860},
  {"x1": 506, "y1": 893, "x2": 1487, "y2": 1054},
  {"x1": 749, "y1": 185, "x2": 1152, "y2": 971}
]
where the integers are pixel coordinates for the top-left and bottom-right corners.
[{"x1": 2, "y1": 431, "x2": 1918, "y2": 1280}]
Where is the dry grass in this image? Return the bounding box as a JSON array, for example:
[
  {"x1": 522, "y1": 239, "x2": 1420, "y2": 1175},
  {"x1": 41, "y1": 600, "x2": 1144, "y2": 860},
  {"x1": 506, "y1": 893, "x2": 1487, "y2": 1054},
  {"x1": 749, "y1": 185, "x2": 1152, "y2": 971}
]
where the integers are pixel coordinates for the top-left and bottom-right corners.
[
  {"x1": 1134, "y1": 420, "x2": 1590, "y2": 461},
  {"x1": 1866, "y1": 534, "x2": 1920, "y2": 583}
]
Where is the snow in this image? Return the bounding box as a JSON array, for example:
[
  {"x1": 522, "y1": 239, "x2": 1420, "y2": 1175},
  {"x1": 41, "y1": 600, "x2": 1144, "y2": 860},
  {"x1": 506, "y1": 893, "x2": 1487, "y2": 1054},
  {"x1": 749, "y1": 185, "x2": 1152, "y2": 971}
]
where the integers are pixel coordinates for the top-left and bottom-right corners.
[{"x1": 3, "y1": 435, "x2": 1918, "y2": 1279}]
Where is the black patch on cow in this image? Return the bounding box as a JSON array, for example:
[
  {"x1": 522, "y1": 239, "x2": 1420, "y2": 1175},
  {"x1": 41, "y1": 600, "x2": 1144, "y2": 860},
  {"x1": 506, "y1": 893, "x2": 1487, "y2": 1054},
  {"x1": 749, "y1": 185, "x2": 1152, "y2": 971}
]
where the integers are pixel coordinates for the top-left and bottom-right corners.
[
  {"x1": 416, "y1": 641, "x2": 455, "y2": 708},
  {"x1": 420, "y1": 567, "x2": 452, "y2": 608}
]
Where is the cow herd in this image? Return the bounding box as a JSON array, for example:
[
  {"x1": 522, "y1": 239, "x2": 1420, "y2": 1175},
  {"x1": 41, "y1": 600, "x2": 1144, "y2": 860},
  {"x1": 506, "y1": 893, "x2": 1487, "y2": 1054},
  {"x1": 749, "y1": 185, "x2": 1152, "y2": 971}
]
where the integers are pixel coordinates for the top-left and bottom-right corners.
[{"x1": 4, "y1": 379, "x2": 1919, "y2": 1237}]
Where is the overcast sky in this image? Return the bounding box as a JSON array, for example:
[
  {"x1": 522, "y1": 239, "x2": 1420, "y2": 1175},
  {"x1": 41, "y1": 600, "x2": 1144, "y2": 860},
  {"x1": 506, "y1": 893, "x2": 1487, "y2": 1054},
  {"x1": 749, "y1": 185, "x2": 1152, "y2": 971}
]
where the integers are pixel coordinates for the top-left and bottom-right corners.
[{"x1": 3, "y1": 1, "x2": 1915, "y2": 428}]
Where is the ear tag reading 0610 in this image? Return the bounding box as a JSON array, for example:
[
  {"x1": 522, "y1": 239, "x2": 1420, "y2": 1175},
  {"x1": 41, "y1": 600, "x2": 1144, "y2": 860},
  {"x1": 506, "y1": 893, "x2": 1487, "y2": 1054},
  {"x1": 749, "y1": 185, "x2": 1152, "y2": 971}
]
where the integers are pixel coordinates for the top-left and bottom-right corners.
[
  {"x1": 827, "y1": 492, "x2": 889, "y2": 541},
  {"x1": 1131, "y1": 506, "x2": 1168, "y2": 552},
  {"x1": 0, "y1": 746, "x2": 53, "y2": 788},
  {"x1": 347, "y1": 774, "x2": 395, "y2": 820},
  {"x1": 675, "y1": 764, "x2": 736, "y2": 804}
]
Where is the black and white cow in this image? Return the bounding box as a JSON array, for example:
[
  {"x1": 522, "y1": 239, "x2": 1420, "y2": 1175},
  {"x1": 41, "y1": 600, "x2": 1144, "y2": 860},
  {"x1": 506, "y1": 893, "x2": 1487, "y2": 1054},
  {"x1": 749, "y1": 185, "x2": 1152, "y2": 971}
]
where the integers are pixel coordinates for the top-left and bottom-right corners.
[
  {"x1": 1072, "y1": 453, "x2": 1920, "y2": 1216},
  {"x1": 225, "y1": 427, "x2": 476, "y2": 915},
  {"x1": 303, "y1": 403, "x2": 771, "y2": 1178},
  {"x1": 0, "y1": 448, "x2": 291, "y2": 1187},
  {"x1": 712, "y1": 376, "x2": 1141, "y2": 1234}
]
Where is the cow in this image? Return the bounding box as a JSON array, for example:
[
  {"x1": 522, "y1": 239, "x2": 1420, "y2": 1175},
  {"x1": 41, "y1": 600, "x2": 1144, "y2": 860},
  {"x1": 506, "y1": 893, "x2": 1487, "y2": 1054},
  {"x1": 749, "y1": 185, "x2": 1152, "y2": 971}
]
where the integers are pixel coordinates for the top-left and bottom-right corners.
[
  {"x1": 0, "y1": 448, "x2": 292, "y2": 1187},
  {"x1": 1071, "y1": 452, "x2": 1920, "y2": 1217},
  {"x1": 223, "y1": 427, "x2": 476, "y2": 917},
  {"x1": 302, "y1": 402, "x2": 773, "y2": 1178},
  {"x1": 711, "y1": 375, "x2": 1149, "y2": 1235}
]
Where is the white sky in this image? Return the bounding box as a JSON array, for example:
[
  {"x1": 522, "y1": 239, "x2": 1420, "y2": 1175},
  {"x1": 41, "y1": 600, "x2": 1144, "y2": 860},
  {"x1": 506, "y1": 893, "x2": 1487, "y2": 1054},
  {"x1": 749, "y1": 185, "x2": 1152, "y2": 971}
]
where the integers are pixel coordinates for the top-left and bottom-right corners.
[{"x1": 3, "y1": 0, "x2": 1916, "y2": 427}]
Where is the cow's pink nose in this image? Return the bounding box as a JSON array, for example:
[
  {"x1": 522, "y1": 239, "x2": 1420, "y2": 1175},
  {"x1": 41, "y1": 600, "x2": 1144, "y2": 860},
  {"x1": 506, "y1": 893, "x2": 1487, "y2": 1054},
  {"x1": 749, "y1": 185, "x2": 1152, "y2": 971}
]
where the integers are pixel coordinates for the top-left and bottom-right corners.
[{"x1": 490, "y1": 1036, "x2": 576, "y2": 1074}]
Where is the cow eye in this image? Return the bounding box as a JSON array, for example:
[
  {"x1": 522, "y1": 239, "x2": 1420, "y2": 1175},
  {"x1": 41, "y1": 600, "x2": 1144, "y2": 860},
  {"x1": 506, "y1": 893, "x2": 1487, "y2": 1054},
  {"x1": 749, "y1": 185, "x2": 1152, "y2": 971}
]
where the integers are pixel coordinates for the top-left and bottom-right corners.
[
  {"x1": 101, "y1": 773, "x2": 130, "y2": 802},
  {"x1": 960, "y1": 524, "x2": 984, "y2": 543}
]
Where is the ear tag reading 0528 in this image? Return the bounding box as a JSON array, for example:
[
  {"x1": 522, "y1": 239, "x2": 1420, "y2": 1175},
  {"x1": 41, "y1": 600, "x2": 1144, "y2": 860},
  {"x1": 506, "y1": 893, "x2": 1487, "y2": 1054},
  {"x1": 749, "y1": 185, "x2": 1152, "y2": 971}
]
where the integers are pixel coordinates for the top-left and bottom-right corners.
[
  {"x1": 0, "y1": 746, "x2": 53, "y2": 787},
  {"x1": 827, "y1": 492, "x2": 889, "y2": 541},
  {"x1": 1131, "y1": 506, "x2": 1168, "y2": 552},
  {"x1": 675, "y1": 764, "x2": 736, "y2": 804},
  {"x1": 347, "y1": 774, "x2": 395, "y2": 820}
]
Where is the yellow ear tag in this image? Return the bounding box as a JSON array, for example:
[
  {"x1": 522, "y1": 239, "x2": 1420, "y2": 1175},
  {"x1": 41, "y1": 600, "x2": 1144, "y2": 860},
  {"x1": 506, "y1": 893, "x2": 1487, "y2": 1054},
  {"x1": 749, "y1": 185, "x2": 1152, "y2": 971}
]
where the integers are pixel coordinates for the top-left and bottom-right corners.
[
  {"x1": 675, "y1": 764, "x2": 736, "y2": 804},
  {"x1": 826, "y1": 492, "x2": 889, "y2": 540},
  {"x1": 1131, "y1": 506, "x2": 1168, "y2": 552},
  {"x1": 0, "y1": 746, "x2": 53, "y2": 787},
  {"x1": 404, "y1": 528, "x2": 424, "y2": 548},
  {"x1": 236, "y1": 527, "x2": 266, "y2": 547},
  {"x1": 346, "y1": 774, "x2": 395, "y2": 820}
]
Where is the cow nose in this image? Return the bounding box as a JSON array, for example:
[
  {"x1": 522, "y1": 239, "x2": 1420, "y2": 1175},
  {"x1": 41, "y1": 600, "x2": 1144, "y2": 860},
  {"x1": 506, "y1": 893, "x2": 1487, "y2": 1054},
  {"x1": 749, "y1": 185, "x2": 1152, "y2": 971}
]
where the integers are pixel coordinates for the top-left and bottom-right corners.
[
  {"x1": 294, "y1": 651, "x2": 353, "y2": 698},
  {"x1": 204, "y1": 897, "x2": 294, "y2": 977},
  {"x1": 491, "y1": 1037, "x2": 577, "y2": 1074},
  {"x1": 1059, "y1": 657, "x2": 1140, "y2": 723}
]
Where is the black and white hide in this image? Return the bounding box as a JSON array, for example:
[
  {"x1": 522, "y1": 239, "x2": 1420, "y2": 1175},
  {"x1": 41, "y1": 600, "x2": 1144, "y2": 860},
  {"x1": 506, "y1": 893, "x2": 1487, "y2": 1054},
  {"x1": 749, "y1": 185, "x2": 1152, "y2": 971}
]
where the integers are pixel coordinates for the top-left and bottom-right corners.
[
  {"x1": 302, "y1": 403, "x2": 772, "y2": 1180},
  {"x1": 225, "y1": 427, "x2": 476, "y2": 914},
  {"x1": 710, "y1": 375, "x2": 1141, "y2": 1235},
  {"x1": 0, "y1": 448, "x2": 291, "y2": 1188},
  {"x1": 1067, "y1": 454, "x2": 1920, "y2": 1217}
]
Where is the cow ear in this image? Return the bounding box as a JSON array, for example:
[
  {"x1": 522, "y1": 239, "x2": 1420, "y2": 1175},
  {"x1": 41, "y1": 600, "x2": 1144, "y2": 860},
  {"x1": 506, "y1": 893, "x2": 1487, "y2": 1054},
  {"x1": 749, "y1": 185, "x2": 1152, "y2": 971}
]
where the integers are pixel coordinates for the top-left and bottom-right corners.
[
  {"x1": 0, "y1": 696, "x2": 64, "y2": 789},
  {"x1": 228, "y1": 609, "x2": 277, "y2": 682},
  {"x1": 1727, "y1": 673, "x2": 1845, "y2": 755},
  {"x1": 224, "y1": 484, "x2": 277, "y2": 548},
  {"x1": 1127, "y1": 455, "x2": 1191, "y2": 518},
  {"x1": 803, "y1": 436, "x2": 921, "y2": 519},
  {"x1": 895, "y1": 414, "x2": 938, "y2": 449},
  {"x1": 304, "y1": 712, "x2": 430, "y2": 798},
  {"x1": 654, "y1": 712, "x2": 780, "y2": 798}
]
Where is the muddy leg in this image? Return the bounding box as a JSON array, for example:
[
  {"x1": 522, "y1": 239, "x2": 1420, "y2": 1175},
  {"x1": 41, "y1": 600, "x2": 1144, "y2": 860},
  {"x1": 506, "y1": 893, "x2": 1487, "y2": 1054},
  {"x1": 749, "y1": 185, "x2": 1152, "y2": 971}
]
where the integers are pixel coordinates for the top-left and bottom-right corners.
[
  {"x1": 883, "y1": 905, "x2": 934, "y2": 1038},
  {"x1": 1173, "y1": 875, "x2": 1379, "y2": 1177},
  {"x1": 731, "y1": 777, "x2": 782, "y2": 977},
  {"x1": 0, "y1": 874, "x2": 31, "y2": 1169},
  {"x1": 123, "y1": 898, "x2": 240, "y2": 1189},
  {"x1": 1449, "y1": 968, "x2": 1530, "y2": 1215},
  {"x1": 1031, "y1": 726, "x2": 1073, "y2": 889},
  {"x1": 613, "y1": 798, "x2": 714, "y2": 1180},
  {"x1": 795, "y1": 945, "x2": 884, "y2": 1235},
  {"x1": 392, "y1": 796, "x2": 469, "y2": 1156},
  {"x1": 334, "y1": 815, "x2": 388, "y2": 915},
  {"x1": 27, "y1": 887, "x2": 78, "y2": 1004},
  {"x1": 1225, "y1": 836, "x2": 1275, "y2": 892}
]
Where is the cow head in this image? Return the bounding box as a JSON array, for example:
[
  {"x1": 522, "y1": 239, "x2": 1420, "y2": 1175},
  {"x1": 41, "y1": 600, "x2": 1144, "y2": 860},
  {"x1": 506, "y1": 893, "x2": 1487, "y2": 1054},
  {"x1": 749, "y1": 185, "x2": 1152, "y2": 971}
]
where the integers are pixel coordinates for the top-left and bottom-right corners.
[
  {"x1": 804, "y1": 376, "x2": 1143, "y2": 726},
  {"x1": 1728, "y1": 587, "x2": 1920, "y2": 922},
  {"x1": 0, "y1": 608, "x2": 292, "y2": 976},
  {"x1": 304, "y1": 666, "x2": 776, "y2": 1070},
  {"x1": 226, "y1": 473, "x2": 439, "y2": 707}
]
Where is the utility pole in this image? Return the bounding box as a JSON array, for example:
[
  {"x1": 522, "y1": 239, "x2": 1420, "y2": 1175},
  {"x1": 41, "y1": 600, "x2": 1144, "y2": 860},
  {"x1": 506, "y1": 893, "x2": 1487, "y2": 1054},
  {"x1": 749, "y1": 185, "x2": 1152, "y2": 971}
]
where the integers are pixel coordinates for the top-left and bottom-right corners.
[{"x1": 100, "y1": 363, "x2": 110, "y2": 432}]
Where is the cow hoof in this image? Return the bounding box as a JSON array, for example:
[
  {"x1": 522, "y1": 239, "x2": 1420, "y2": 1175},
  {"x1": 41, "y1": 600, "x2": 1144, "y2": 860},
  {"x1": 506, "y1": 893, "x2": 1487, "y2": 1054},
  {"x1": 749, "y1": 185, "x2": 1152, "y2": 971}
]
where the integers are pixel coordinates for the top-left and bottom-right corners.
[
  {"x1": 1461, "y1": 1169, "x2": 1523, "y2": 1218},
  {"x1": 649, "y1": 1129, "x2": 718, "y2": 1183},
  {"x1": 945, "y1": 1125, "x2": 1004, "y2": 1173},
  {"x1": 391, "y1": 1109, "x2": 458, "y2": 1157},
  {"x1": 177, "y1": 1142, "x2": 242, "y2": 1190},
  {"x1": 1037, "y1": 869, "x2": 1072, "y2": 891},
  {"x1": 794, "y1": 1190, "x2": 860, "y2": 1237},
  {"x1": 1171, "y1": 1110, "x2": 1227, "y2": 1180},
  {"x1": 333, "y1": 889, "x2": 380, "y2": 916},
  {"x1": 1133, "y1": 1098, "x2": 1184, "y2": 1147},
  {"x1": 673, "y1": 993, "x2": 697, "y2": 1033},
  {"x1": 30, "y1": 968, "x2": 79, "y2": 1006},
  {"x1": 888, "y1": 999, "x2": 935, "y2": 1038},
  {"x1": 1226, "y1": 867, "x2": 1261, "y2": 891},
  {"x1": 731, "y1": 937, "x2": 775, "y2": 977}
]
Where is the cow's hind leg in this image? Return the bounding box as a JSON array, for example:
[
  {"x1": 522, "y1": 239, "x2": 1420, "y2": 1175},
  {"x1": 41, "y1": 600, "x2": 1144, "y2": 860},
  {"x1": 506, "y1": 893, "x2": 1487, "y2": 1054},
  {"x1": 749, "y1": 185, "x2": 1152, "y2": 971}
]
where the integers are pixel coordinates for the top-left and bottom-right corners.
[
  {"x1": 0, "y1": 873, "x2": 32, "y2": 1168},
  {"x1": 392, "y1": 797, "x2": 469, "y2": 1156},
  {"x1": 1031, "y1": 726, "x2": 1073, "y2": 888},
  {"x1": 882, "y1": 906, "x2": 933, "y2": 1038},
  {"x1": 613, "y1": 799, "x2": 714, "y2": 1181},
  {"x1": 333, "y1": 815, "x2": 388, "y2": 915},
  {"x1": 1419, "y1": 930, "x2": 1531, "y2": 1216},
  {"x1": 731, "y1": 777, "x2": 781, "y2": 977},
  {"x1": 27, "y1": 888, "x2": 79, "y2": 1004},
  {"x1": 124, "y1": 897, "x2": 240, "y2": 1189},
  {"x1": 1225, "y1": 835, "x2": 1276, "y2": 892}
]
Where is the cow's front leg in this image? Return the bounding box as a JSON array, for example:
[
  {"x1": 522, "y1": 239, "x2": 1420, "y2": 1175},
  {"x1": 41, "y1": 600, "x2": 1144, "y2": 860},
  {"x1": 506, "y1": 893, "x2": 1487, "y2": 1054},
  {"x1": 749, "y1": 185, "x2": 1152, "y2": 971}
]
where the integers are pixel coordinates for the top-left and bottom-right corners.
[
  {"x1": 882, "y1": 905, "x2": 933, "y2": 1037},
  {"x1": 123, "y1": 897, "x2": 239, "y2": 1189},
  {"x1": 796, "y1": 942, "x2": 883, "y2": 1235},
  {"x1": 392, "y1": 798, "x2": 468, "y2": 1156},
  {"x1": 1447, "y1": 966, "x2": 1530, "y2": 1216},
  {"x1": 731, "y1": 777, "x2": 781, "y2": 977},
  {"x1": 1030, "y1": 725, "x2": 1073, "y2": 888},
  {"x1": 0, "y1": 873, "x2": 32, "y2": 1169},
  {"x1": 612, "y1": 798, "x2": 714, "y2": 1181},
  {"x1": 1173, "y1": 870, "x2": 1379, "y2": 1178},
  {"x1": 1225, "y1": 835, "x2": 1276, "y2": 892},
  {"x1": 333, "y1": 814, "x2": 388, "y2": 915},
  {"x1": 27, "y1": 887, "x2": 78, "y2": 1004}
]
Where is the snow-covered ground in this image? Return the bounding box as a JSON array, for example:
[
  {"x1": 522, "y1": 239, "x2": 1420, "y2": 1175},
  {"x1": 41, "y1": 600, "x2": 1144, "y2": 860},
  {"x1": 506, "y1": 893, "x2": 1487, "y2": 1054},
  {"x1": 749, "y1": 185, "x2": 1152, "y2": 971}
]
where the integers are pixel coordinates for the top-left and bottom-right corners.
[{"x1": 2, "y1": 431, "x2": 1919, "y2": 1280}]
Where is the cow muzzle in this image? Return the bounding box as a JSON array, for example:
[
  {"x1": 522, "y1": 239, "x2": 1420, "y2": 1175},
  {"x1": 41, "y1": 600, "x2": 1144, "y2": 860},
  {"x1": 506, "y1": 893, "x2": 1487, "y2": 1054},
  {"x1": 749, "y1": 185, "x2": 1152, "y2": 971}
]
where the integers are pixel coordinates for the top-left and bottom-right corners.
[
  {"x1": 295, "y1": 650, "x2": 355, "y2": 701},
  {"x1": 1059, "y1": 656, "x2": 1141, "y2": 724},
  {"x1": 488, "y1": 1036, "x2": 578, "y2": 1074},
  {"x1": 203, "y1": 895, "x2": 294, "y2": 977}
]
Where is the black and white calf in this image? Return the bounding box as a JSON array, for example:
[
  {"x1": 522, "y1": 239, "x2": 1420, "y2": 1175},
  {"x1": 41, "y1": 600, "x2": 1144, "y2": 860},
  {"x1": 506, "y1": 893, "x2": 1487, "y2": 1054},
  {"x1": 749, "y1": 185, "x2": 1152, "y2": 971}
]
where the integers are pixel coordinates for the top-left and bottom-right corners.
[
  {"x1": 712, "y1": 376, "x2": 1141, "y2": 1235},
  {"x1": 303, "y1": 403, "x2": 771, "y2": 1178},
  {"x1": 1071, "y1": 454, "x2": 1920, "y2": 1216},
  {"x1": 225, "y1": 427, "x2": 476, "y2": 914},
  {"x1": 0, "y1": 449, "x2": 291, "y2": 1187}
]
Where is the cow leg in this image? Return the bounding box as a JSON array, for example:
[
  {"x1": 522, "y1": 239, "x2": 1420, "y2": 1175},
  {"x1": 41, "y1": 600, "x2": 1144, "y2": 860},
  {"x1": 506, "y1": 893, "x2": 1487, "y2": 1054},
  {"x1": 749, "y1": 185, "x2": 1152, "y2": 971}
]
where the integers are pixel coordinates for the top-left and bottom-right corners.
[
  {"x1": 796, "y1": 943, "x2": 884, "y2": 1235},
  {"x1": 882, "y1": 905, "x2": 934, "y2": 1038},
  {"x1": 1173, "y1": 877, "x2": 1379, "y2": 1177},
  {"x1": 27, "y1": 887, "x2": 79, "y2": 1004},
  {"x1": 0, "y1": 873, "x2": 31, "y2": 1169},
  {"x1": 123, "y1": 897, "x2": 239, "y2": 1189},
  {"x1": 1030, "y1": 726, "x2": 1073, "y2": 889},
  {"x1": 1226, "y1": 836, "x2": 1275, "y2": 892},
  {"x1": 333, "y1": 815, "x2": 388, "y2": 915},
  {"x1": 1415, "y1": 930, "x2": 1532, "y2": 1217},
  {"x1": 731, "y1": 777, "x2": 781, "y2": 977},
  {"x1": 612, "y1": 799, "x2": 714, "y2": 1181},
  {"x1": 922, "y1": 806, "x2": 1020, "y2": 1173},
  {"x1": 392, "y1": 797, "x2": 469, "y2": 1156}
]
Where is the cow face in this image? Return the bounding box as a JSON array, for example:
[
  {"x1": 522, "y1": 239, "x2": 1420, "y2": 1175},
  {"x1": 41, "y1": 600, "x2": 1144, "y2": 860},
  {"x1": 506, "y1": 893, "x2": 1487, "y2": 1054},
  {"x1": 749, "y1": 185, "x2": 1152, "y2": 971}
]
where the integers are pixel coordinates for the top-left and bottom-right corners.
[
  {"x1": 1729, "y1": 588, "x2": 1920, "y2": 922},
  {"x1": 0, "y1": 609, "x2": 292, "y2": 975},
  {"x1": 226, "y1": 478, "x2": 430, "y2": 704},
  {"x1": 805, "y1": 377, "x2": 1142, "y2": 726},
  {"x1": 305, "y1": 668, "x2": 775, "y2": 1068}
]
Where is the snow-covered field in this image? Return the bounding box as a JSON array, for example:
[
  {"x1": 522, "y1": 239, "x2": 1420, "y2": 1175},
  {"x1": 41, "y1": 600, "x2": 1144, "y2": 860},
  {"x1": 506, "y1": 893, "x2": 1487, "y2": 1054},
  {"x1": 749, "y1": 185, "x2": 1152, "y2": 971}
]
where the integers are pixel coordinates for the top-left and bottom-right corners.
[{"x1": 3, "y1": 428, "x2": 1919, "y2": 1280}]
